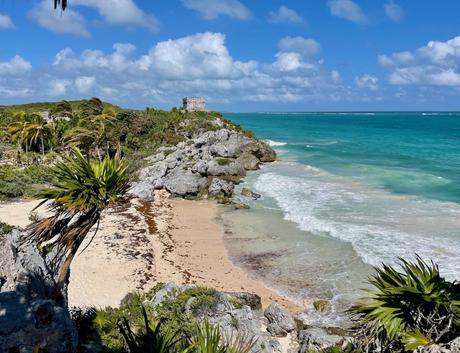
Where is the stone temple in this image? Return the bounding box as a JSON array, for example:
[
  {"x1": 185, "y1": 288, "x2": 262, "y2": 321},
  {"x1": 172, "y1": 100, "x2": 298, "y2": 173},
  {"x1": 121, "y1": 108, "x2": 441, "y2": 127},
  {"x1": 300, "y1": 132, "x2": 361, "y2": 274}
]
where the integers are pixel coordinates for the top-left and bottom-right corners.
[{"x1": 182, "y1": 96, "x2": 206, "y2": 112}]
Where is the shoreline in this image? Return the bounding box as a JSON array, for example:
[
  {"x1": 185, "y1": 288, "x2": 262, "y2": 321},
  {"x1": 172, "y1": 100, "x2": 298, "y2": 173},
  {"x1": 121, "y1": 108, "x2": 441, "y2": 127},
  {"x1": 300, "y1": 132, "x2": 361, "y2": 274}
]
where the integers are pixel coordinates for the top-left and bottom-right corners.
[{"x1": 0, "y1": 193, "x2": 304, "y2": 312}]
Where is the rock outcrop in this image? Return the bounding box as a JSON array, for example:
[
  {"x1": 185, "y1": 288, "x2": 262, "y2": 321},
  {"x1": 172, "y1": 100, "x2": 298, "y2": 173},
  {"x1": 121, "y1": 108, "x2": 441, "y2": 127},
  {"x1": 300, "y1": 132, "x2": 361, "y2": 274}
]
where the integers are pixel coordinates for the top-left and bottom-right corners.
[
  {"x1": 0, "y1": 230, "x2": 78, "y2": 352},
  {"x1": 130, "y1": 119, "x2": 276, "y2": 199},
  {"x1": 298, "y1": 327, "x2": 344, "y2": 353},
  {"x1": 147, "y1": 283, "x2": 295, "y2": 353},
  {"x1": 264, "y1": 302, "x2": 296, "y2": 337}
]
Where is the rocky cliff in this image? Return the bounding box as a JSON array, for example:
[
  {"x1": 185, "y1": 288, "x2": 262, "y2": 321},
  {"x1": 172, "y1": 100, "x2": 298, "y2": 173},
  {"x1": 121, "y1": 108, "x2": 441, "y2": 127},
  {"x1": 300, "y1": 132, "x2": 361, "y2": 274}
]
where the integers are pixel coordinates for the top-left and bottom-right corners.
[{"x1": 130, "y1": 116, "x2": 276, "y2": 200}]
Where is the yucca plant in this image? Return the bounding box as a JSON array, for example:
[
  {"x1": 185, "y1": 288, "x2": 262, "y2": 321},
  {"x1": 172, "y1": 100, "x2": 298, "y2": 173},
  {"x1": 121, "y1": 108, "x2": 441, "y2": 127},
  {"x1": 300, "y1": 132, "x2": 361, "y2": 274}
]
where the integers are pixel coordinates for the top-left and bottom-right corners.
[
  {"x1": 23, "y1": 148, "x2": 130, "y2": 292},
  {"x1": 351, "y1": 256, "x2": 460, "y2": 352}
]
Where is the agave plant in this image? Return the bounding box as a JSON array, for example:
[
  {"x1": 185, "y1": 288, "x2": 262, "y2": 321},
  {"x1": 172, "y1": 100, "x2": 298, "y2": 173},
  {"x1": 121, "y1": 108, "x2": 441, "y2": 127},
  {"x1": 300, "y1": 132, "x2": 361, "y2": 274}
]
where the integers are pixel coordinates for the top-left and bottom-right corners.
[
  {"x1": 24, "y1": 148, "x2": 130, "y2": 292},
  {"x1": 351, "y1": 256, "x2": 460, "y2": 352}
]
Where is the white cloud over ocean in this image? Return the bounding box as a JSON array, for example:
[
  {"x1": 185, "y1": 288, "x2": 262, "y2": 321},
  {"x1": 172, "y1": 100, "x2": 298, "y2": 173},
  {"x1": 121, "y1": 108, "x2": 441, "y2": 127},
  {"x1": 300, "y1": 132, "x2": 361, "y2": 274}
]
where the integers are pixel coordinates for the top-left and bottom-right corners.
[
  {"x1": 0, "y1": 32, "x2": 349, "y2": 106},
  {"x1": 379, "y1": 36, "x2": 460, "y2": 86}
]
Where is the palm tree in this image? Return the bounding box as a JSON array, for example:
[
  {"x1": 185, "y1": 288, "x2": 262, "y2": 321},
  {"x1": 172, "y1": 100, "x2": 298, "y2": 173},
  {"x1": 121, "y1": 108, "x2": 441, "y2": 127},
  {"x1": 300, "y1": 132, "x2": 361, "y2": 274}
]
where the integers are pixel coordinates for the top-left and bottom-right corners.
[
  {"x1": 8, "y1": 119, "x2": 30, "y2": 152},
  {"x1": 24, "y1": 149, "x2": 130, "y2": 292},
  {"x1": 24, "y1": 114, "x2": 52, "y2": 156},
  {"x1": 64, "y1": 113, "x2": 116, "y2": 160}
]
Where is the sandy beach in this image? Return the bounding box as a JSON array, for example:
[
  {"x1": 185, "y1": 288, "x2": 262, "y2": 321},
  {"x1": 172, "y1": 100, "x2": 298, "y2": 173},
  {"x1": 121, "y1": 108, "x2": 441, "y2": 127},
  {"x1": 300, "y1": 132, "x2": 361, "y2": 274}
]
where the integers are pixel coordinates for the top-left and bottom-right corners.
[{"x1": 0, "y1": 192, "x2": 301, "y2": 311}]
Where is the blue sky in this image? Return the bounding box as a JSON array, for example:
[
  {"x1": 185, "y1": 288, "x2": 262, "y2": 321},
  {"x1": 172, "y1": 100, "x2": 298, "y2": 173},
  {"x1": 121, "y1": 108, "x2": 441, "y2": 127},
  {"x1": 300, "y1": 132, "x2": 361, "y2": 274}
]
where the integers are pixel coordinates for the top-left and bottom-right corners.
[{"x1": 1, "y1": 0, "x2": 460, "y2": 111}]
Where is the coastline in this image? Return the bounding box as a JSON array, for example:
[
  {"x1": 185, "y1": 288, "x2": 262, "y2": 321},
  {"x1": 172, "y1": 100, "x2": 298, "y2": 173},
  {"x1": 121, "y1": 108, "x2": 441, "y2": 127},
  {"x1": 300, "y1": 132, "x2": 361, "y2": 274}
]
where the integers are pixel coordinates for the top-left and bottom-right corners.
[{"x1": 0, "y1": 193, "x2": 302, "y2": 312}]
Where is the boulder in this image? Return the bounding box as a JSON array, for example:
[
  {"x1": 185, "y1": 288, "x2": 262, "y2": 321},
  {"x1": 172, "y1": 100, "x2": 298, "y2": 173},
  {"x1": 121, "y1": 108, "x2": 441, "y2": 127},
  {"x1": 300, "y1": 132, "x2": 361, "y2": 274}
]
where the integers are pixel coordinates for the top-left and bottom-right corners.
[
  {"x1": 299, "y1": 327, "x2": 343, "y2": 353},
  {"x1": 208, "y1": 178, "x2": 235, "y2": 197},
  {"x1": 0, "y1": 295, "x2": 78, "y2": 352},
  {"x1": 234, "y1": 203, "x2": 250, "y2": 210},
  {"x1": 207, "y1": 158, "x2": 246, "y2": 177},
  {"x1": 192, "y1": 160, "x2": 209, "y2": 175},
  {"x1": 163, "y1": 169, "x2": 207, "y2": 196},
  {"x1": 224, "y1": 292, "x2": 262, "y2": 310},
  {"x1": 236, "y1": 152, "x2": 260, "y2": 170},
  {"x1": 449, "y1": 337, "x2": 460, "y2": 353},
  {"x1": 313, "y1": 300, "x2": 331, "y2": 313},
  {"x1": 244, "y1": 141, "x2": 276, "y2": 162},
  {"x1": 264, "y1": 302, "x2": 296, "y2": 337},
  {"x1": 0, "y1": 230, "x2": 78, "y2": 352},
  {"x1": 241, "y1": 187, "x2": 261, "y2": 200},
  {"x1": 130, "y1": 161, "x2": 169, "y2": 199},
  {"x1": 149, "y1": 282, "x2": 181, "y2": 307}
]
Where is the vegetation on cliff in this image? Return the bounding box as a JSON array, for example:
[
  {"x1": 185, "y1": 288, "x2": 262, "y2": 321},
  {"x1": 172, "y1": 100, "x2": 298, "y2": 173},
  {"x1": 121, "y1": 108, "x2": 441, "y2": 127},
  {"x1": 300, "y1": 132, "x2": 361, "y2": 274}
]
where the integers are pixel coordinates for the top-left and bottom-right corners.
[{"x1": 0, "y1": 97, "x2": 252, "y2": 201}]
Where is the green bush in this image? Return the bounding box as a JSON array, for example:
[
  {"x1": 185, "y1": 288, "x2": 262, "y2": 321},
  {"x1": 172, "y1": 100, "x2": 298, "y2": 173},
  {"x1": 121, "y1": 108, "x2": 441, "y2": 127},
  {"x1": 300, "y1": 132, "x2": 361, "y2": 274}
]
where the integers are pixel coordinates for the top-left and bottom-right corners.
[
  {"x1": 0, "y1": 165, "x2": 54, "y2": 201},
  {"x1": 351, "y1": 256, "x2": 460, "y2": 352},
  {"x1": 0, "y1": 221, "x2": 14, "y2": 237}
]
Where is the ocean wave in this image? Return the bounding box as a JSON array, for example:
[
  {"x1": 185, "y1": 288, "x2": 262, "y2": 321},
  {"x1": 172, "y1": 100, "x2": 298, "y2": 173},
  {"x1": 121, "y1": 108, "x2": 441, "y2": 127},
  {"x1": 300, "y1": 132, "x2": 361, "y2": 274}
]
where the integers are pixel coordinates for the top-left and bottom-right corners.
[
  {"x1": 265, "y1": 139, "x2": 287, "y2": 147},
  {"x1": 253, "y1": 165, "x2": 460, "y2": 281}
]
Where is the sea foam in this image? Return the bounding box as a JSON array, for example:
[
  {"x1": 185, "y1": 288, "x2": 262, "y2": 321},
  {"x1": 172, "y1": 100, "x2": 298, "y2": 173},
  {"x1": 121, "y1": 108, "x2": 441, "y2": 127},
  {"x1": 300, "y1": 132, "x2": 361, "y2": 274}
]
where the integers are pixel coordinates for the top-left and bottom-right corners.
[
  {"x1": 265, "y1": 139, "x2": 287, "y2": 147},
  {"x1": 253, "y1": 162, "x2": 460, "y2": 281}
]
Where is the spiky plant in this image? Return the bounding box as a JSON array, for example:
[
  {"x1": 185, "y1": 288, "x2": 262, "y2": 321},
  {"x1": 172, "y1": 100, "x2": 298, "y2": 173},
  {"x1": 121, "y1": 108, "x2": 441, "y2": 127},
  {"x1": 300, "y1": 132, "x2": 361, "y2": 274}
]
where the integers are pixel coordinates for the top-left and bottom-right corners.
[
  {"x1": 24, "y1": 148, "x2": 130, "y2": 292},
  {"x1": 351, "y1": 256, "x2": 460, "y2": 352},
  {"x1": 118, "y1": 306, "x2": 181, "y2": 353}
]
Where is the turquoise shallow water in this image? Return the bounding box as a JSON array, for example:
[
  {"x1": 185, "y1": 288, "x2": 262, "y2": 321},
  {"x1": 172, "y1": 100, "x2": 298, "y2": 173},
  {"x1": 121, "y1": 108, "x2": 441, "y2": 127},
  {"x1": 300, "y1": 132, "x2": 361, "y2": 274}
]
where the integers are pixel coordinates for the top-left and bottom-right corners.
[{"x1": 220, "y1": 112, "x2": 460, "y2": 317}]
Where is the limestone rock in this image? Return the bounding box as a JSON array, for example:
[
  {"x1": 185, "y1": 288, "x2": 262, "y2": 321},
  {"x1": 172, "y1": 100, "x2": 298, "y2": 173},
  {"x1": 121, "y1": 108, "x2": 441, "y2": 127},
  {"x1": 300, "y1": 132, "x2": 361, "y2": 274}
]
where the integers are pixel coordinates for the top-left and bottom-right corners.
[
  {"x1": 299, "y1": 327, "x2": 342, "y2": 353},
  {"x1": 313, "y1": 300, "x2": 331, "y2": 313},
  {"x1": 237, "y1": 152, "x2": 260, "y2": 170},
  {"x1": 264, "y1": 302, "x2": 296, "y2": 337},
  {"x1": 234, "y1": 203, "x2": 250, "y2": 210},
  {"x1": 449, "y1": 337, "x2": 460, "y2": 353},
  {"x1": 241, "y1": 187, "x2": 261, "y2": 200},
  {"x1": 208, "y1": 178, "x2": 235, "y2": 197},
  {"x1": 224, "y1": 292, "x2": 262, "y2": 310},
  {"x1": 207, "y1": 158, "x2": 246, "y2": 177},
  {"x1": 149, "y1": 282, "x2": 181, "y2": 307},
  {"x1": 163, "y1": 169, "x2": 207, "y2": 196},
  {"x1": 0, "y1": 230, "x2": 78, "y2": 353}
]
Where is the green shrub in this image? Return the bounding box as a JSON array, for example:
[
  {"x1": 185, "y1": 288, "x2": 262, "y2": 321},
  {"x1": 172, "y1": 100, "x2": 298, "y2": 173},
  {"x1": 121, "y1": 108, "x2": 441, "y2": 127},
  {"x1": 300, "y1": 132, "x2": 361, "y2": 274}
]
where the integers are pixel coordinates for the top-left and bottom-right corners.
[
  {"x1": 351, "y1": 256, "x2": 460, "y2": 352},
  {"x1": 0, "y1": 165, "x2": 54, "y2": 201},
  {"x1": 0, "y1": 221, "x2": 14, "y2": 237}
]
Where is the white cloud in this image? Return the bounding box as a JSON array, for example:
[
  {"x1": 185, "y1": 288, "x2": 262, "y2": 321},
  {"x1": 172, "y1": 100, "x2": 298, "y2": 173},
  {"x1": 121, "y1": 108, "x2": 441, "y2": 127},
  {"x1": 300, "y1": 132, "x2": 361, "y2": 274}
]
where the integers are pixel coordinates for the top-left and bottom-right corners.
[
  {"x1": 29, "y1": 1, "x2": 89, "y2": 37},
  {"x1": 72, "y1": 0, "x2": 159, "y2": 31},
  {"x1": 355, "y1": 74, "x2": 379, "y2": 91},
  {"x1": 278, "y1": 36, "x2": 320, "y2": 57},
  {"x1": 29, "y1": 0, "x2": 158, "y2": 36},
  {"x1": 0, "y1": 32, "x2": 350, "y2": 106},
  {"x1": 141, "y1": 32, "x2": 246, "y2": 79},
  {"x1": 75, "y1": 76, "x2": 96, "y2": 93},
  {"x1": 181, "y1": 0, "x2": 251, "y2": 20},
  {"x1": 380, "y1": 36, "x2": 460, "y2": 86},
  {"x1": 269, "y1": 6, "x2": 304, "y2": 24},
  {"x1": 273, "y1": 52, "x2": 303, "y2": 72},
  {"x1": 328, "y1": 0, "x2": 367, "y2": 24},
  {"x1": 384, "y1": 1, "x2": 403, "y2": 22},
  {"x1": 0, "y1": 55, "x2": 32, "y2": 75},
  {"x1": 0, "y1": 14, "x2": 14, "y2": 29},
  {"x1": 49, "y1": 79, "x2": 71, "y2": 96}
]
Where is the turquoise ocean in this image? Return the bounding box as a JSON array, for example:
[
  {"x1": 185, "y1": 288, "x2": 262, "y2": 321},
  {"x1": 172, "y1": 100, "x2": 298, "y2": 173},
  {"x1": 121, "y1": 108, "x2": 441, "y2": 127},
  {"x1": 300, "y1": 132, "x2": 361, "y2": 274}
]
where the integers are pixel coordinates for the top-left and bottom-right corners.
[{"x1": 221, "y1": 112, "x2": 460, "y2": 322}]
